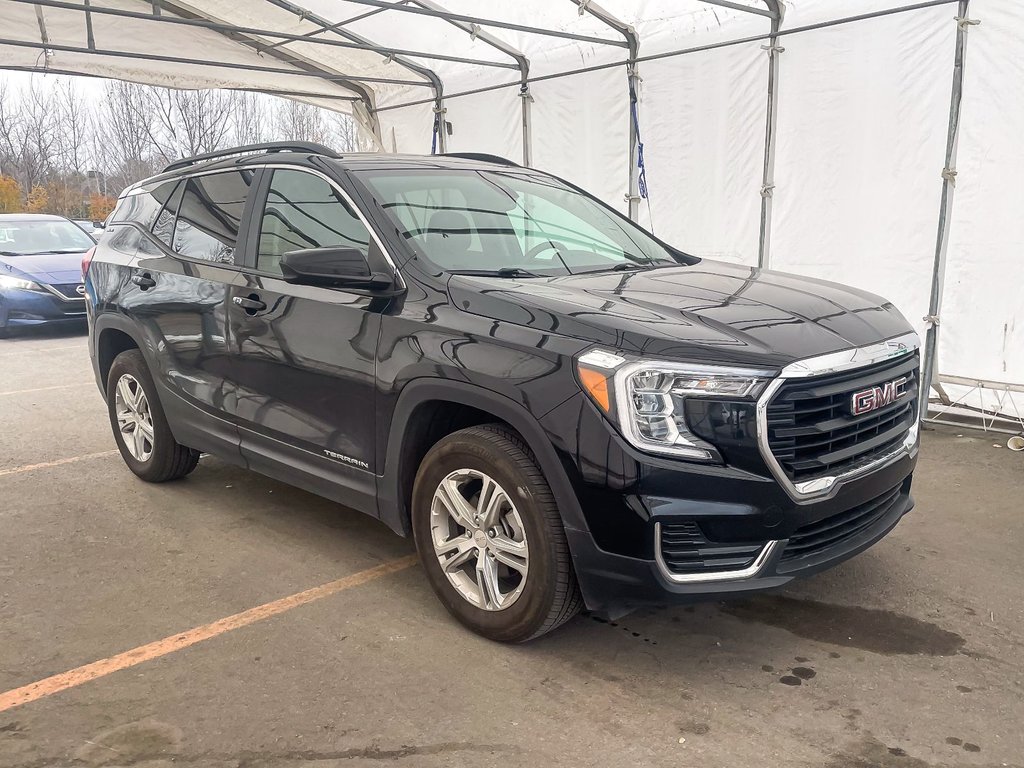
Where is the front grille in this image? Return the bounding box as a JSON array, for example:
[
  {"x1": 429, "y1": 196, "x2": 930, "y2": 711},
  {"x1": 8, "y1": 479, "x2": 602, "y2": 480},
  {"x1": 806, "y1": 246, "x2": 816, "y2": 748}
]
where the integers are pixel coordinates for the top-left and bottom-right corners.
[
  {"x1": 766, "y1": 352, "x2": 919, "y2": 483},
  {"x1": 659, "y1": 522, "x2": 765, "y2": 576},
  {"x1": 780, "y1": 483, "x2": 904, "y2": 563},
  {"x1": 49, "y1": 283, "x2": 85, "y2": 299}
]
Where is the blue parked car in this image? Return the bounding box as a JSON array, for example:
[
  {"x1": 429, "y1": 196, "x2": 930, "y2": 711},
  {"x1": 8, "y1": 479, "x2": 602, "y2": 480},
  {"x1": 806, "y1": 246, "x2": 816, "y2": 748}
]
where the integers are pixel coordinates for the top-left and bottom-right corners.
[{"x1": 0, "y1": 213, "x2": 96, "y2": 337}]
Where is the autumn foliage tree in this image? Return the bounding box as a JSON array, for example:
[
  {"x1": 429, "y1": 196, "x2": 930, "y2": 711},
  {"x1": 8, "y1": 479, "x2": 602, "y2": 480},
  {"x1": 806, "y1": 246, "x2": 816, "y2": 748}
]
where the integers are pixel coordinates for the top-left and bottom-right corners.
[
  {"x1": 25, "y1": 185, "x2": 49, "y2": 213},
  {"x1": 88, "y1": 193, "x2": 116, "y2": 221},
  {"x1": 0, "y1": 175, "x2": 22, "y2": 213}
]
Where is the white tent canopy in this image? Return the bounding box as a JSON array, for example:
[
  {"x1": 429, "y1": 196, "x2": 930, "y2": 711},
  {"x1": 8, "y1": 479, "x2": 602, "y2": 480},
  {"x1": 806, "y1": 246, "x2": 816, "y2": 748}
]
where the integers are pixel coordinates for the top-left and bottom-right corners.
[{"x1": 2, "y1": 0, "x2": 1021, "y2": 426}]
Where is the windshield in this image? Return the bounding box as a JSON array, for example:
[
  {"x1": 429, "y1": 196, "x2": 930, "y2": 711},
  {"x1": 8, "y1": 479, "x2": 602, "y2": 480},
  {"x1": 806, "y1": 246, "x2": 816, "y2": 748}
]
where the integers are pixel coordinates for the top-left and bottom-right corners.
[
  {"x1": 0, "y1": 219, "x2": 95, "y2": 255},
  {"x1": 357, "y1": 168, "x2": 689, "y2": 276}
]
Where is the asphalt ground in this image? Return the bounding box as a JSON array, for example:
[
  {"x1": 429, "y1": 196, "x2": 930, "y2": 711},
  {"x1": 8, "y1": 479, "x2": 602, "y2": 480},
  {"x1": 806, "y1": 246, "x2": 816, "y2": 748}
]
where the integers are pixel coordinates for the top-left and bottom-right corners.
[{"x1": 1, "y1": 324, "x2": 1022, "y2": 768}]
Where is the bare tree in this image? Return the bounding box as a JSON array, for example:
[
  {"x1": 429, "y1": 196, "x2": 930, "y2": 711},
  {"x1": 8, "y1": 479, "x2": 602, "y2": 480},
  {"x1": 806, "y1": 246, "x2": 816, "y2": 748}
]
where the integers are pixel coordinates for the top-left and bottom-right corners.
[
  {"x1": 92, "y1": 81, "x2": 161, "y2": 192},
  {"x1": 0, "y1": 80, "x2": 21, "y2": 177},
  {"x1": 0, "y1": 76, "x2": 376, "y2": 211},
  {"x1": 330, "y1": 112, "x2": 360, "y2": 152},
  {"x1": 149, "y1": 88, "x2": 234, "y2": 160},
  {"x1": 274, "y1": 99, "x2": 334, "y2": 145},
  {"x1": 0, "y1": 83, "x2": 58, "y2": 193},
  {"x1": 231, "y1": 91, "x2": 272, "y2": 146},
  {"x1": 52, "y1": 81, "x2": 89, "y2": 175}
]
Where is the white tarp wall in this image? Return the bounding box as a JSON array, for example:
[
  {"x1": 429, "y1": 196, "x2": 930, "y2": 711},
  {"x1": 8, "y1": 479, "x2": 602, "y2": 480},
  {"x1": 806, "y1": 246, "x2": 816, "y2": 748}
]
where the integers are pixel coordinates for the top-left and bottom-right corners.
[
  {"x1": 381, "y1": 0, "x2": 1023, "y2": 414},
  {"x1": 1, "y1": 0, "x2": 1020, "y2": 411}
]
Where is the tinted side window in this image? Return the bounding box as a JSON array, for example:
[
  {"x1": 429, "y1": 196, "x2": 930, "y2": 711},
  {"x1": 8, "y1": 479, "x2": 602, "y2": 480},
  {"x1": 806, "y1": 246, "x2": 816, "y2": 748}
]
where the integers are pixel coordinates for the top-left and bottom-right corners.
[
  {"x1": 111, "y1": 181, "x2": 178, "y2": 229},
  {"x1": 172, "y1": 171, "x2": 253, "y2": 265},
  {"x1": 151, "y1": 182, "x2": 184, "y2": 249},
  {"x1": 256, "y1": 169, "x2": 370, "y2": 275}
]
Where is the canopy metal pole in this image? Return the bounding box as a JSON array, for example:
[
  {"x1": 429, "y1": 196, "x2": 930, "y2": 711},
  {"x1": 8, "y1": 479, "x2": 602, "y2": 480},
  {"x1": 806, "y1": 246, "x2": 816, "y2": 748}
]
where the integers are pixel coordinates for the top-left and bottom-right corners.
[
  {"x1": 150, "y1": 0, "x2": 386, "y2": 139},
  {"x1": 263, "y1": 0, "x2": 447, "y2": 150},
  {"x1": 757, "y1": 1, "x2": 784, "y2": 268},
  {"x1": 521, "y1": 85, "x2": 533, "y2": 166},
  {"x1": 570, "y1": 0, "x2": 641, "y2": 221},
  {"x1": 921, "y1": 0, "x2": 978, "y2": 420},
  {"x1": 406, "y1": 0, "x2": 531, "y2": 162}
]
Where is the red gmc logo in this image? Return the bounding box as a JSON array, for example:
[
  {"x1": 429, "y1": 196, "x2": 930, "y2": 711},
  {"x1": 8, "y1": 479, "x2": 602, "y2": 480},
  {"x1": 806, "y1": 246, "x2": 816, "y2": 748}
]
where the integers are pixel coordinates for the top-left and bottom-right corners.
[{"x1": 851, "y1": 377, "x2": 909, "y2": 415}]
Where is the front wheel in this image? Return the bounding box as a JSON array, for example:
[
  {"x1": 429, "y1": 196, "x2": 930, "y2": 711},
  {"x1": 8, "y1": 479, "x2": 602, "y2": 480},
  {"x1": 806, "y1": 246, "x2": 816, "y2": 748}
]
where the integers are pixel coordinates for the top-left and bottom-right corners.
[
  {"x1": 411, "y1": 424, "x2": 582, "y2": 642},
  {"x1": 106, "y1": 349, "x2": 199, "y2": 482}
]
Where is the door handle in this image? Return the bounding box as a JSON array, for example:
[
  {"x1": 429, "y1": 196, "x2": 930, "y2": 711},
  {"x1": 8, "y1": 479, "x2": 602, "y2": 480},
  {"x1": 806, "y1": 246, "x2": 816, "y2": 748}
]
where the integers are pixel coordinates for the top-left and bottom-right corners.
[
  {"x1": 131, "y1": 273, "x2": 156, "y2": 290},
  {"x1": 232, "y1": 294, "x2": 267, "y2": 314}
]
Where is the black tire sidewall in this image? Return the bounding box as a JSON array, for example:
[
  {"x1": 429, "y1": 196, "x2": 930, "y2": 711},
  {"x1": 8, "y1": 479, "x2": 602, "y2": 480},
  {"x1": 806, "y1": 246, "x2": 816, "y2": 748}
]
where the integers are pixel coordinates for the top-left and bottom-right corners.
[{"x1": 412, "y1": 430, "x2": 563, "y2": 643}]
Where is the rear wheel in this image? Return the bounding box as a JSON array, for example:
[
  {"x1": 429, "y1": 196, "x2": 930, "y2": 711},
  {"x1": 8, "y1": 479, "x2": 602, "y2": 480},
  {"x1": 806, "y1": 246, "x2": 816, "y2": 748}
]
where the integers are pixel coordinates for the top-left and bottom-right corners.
[
  {"x1": 411, "y1": 424, "x2": 582, "y2": 642},
  {"x1": 106, "y1": 349, "x2": 199, "y2": 482}
]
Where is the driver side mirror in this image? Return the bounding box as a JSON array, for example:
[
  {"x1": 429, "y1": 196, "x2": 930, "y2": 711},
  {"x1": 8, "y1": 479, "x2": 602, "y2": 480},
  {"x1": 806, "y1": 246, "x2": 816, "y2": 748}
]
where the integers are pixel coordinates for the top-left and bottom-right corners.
[{"x1": 280, "y1": 246, "x2": 392, "y2": 290}]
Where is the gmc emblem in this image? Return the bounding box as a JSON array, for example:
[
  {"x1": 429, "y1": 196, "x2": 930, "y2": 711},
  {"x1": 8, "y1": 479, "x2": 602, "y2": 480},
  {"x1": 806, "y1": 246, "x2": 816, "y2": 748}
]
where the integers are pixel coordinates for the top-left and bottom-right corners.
[{"x1": 851, "y1": 377, "x2": 908, "y2": 416}]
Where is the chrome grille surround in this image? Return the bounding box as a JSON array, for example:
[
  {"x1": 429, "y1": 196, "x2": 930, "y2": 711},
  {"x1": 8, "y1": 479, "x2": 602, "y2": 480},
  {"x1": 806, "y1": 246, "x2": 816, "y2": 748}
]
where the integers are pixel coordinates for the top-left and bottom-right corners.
[{"x1": 756, "y1": 331, "x2": 921, "y2": 503}]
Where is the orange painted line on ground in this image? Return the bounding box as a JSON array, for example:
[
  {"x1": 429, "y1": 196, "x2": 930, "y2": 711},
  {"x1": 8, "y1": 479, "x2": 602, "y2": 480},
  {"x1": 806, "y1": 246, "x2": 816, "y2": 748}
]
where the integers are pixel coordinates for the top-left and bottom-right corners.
[
  {"x1": 0, "y1": 450, "x2": 119, "y2": 478},
  {"x1": 0, "y1": 382, "x2": 93, "y2": 397},
  {"x1": 0, "y1": 555, "x2": 418, "y2": 714}
]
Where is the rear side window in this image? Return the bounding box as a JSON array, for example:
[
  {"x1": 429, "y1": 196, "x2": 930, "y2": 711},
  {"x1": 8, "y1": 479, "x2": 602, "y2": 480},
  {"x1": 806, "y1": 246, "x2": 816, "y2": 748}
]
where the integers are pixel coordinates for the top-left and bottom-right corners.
[
  {"x1": 111, "y1": 181, "x2": 178, "y2": 229},
  {"x1": 151, "y1": 182, "x2": 184, "y2": 249},
  {"x1": 171, "y1": 171, "x2": 253, "y2": 265},
  {"x1": 256, "y1": 169, "x2": 370, "y2": 275}
]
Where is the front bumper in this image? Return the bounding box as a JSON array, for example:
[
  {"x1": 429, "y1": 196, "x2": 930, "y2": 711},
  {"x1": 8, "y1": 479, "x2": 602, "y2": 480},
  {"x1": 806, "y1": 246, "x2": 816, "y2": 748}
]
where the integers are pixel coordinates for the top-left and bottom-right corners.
[
  {"x1": 540, "y1": 393, "x2": 917, "y2": 617},
  {"x1": 0, "y1": 286, "x2": 87, "y2": 327}
]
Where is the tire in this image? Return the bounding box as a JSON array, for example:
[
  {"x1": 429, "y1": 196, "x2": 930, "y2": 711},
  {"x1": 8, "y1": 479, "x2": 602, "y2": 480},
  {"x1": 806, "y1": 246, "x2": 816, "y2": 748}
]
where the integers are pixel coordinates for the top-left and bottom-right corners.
[
  {"x1": 411, "y1": 424, "x2": 583, "y2": 642},
  {"x1": 106, "y1": 349, "x2": 199, "y2": 482}
]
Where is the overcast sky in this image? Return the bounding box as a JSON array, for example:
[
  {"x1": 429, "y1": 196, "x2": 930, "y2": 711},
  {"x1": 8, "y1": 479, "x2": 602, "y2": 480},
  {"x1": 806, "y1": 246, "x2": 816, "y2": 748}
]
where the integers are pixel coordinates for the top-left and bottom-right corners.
[{"x1": 2, "y1": 70, "x2": 109, "y2": 97}]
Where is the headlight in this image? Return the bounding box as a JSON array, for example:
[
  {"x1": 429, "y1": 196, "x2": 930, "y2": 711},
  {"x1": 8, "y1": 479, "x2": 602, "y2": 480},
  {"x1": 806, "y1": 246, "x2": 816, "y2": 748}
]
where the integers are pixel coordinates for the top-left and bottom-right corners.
[
  {"x1": 0, "y1": 275, "x2": 42, "y2": 291},
  {"x1": 576, "y1": 349, "x2": 776, "y2": 462}
]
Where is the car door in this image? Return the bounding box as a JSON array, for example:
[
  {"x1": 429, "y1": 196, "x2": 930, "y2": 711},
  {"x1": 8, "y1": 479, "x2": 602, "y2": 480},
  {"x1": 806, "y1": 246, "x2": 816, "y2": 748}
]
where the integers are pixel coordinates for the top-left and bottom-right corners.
[
  {"x1": 227, "y1": 166, "x2": 391, "y2": 515},
  {"x1": 128, "y1": 170, "x2": 255, "y2": 461}
]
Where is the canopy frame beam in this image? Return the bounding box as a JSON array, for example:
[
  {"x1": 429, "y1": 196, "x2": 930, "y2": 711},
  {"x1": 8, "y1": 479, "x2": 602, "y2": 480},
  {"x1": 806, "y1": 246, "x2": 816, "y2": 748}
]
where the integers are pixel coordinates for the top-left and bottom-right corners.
[
  {"x1": 333, "y1": 0, "x2": 628, "y2": 49},
  {"x1": 11, "y1": 0, "x2": 520, "y2": 70},
  {"x1": 701, "y1": 0, "x2": 775, "y2": 19},
  {"x1": 154, "y1": 0, "x2": 386, "y2": 140},
  {"x1": 263, "y1": 0, "x2": 447, "y2": 150},
  {"x1": 569, "y1": 0, "x2": 642, "y2": 221},
  {"x1": 921, "y1": 0, "x2": 977, "y2": 421},
  {"x1": 406, "y1": 0, "x2": 533, "y2": 165},
  {"x1": 260, "y1": 4, "x2": 393, "y2": 54}
]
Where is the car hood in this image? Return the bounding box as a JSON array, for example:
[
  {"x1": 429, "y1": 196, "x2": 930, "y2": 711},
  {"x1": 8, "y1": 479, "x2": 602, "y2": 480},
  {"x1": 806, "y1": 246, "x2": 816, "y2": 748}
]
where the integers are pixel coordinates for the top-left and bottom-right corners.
[
  {"x1": 0, "y1": 251, "x2": 86, "y2": 284},
  {"x1": 448, "y1": 260, "x2": 914, "y2": 369}
]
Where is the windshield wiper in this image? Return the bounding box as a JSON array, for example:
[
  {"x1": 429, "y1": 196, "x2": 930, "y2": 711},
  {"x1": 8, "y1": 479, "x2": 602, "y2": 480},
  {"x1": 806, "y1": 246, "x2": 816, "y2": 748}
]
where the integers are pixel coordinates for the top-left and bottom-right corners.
[
  {"x1": 0, "y1": 251, "x2": 21, "y2": 257},
  {"x1": 449, "y1": 267, "x2": 543, "y2": 278},
  {"x1": 21, "y1": 248, "x2": 87, "y2": 255},
  {"x1": 577, "y1": 261, "x2": 657, "y2": 275}
]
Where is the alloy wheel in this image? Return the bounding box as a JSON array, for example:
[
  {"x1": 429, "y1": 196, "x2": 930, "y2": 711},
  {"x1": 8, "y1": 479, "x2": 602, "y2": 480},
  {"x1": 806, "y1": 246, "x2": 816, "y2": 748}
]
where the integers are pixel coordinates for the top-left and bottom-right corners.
[
  {"x1": 114, "y1": 373, "x2": 155, "y2": 462},
  {"x1": 430, "y1": 468, "x2": 529, "y2": 611}
]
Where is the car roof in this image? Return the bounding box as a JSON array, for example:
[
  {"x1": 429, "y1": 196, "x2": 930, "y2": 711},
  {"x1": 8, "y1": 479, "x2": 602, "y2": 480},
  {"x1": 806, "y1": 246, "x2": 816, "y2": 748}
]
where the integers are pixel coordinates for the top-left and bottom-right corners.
[{"x1": 0, "y1": 213, "x2": 69, "y2": 222}]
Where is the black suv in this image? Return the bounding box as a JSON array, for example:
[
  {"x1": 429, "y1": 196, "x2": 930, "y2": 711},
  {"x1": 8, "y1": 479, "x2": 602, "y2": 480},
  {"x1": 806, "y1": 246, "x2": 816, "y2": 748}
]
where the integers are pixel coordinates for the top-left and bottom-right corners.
[{"x1": 86, "y1": 142, "x2": 920, "y2": 642}]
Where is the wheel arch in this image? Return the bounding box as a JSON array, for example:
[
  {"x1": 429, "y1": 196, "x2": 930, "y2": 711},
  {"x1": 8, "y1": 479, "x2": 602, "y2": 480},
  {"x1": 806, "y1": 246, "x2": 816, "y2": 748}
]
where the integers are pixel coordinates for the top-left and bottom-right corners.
[
  {"x1": 377, "y1": 379, "x2": 587, "y2": 540},
  {"x1": 94, "y1": 316, "x2": 146, "y2": 393}
]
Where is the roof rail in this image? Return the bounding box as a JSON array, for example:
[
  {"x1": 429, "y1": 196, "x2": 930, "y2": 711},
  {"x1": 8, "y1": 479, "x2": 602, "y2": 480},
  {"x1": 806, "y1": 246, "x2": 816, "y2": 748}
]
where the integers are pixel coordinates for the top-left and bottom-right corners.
[
  {"x1": 162, "y1": 141, "x2": 340, "y2": 173},
  {"x1": 440, "y1": 152, "x2": 520, "y2": 167}
]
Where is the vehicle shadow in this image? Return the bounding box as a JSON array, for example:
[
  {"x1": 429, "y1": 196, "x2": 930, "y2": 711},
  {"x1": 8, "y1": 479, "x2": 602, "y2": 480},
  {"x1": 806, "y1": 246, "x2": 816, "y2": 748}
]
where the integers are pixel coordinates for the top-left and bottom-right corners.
[
  {"x1": 132, "y1": 454, "x2": 962, "y2": 697},
  {"x1": 0, "y1": 320, "x2": 88, "y2": 343}
]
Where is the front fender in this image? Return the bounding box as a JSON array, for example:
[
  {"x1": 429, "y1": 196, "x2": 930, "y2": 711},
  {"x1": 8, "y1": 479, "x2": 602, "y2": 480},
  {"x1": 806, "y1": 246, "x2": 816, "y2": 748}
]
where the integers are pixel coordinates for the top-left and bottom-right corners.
[{"x1": 376, "y1": 378, "x2": 590, "y2": 541}]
